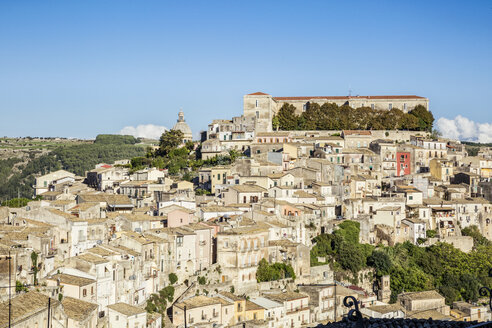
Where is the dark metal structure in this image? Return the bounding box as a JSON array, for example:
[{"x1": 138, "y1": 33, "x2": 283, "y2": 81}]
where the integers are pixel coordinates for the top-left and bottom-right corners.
[
  {"x1": 343, "y1": 295, "x2": 365, "y2": 328},
  {"x1": 479, "y1": 268, "x2": 492, "y2": 311}
]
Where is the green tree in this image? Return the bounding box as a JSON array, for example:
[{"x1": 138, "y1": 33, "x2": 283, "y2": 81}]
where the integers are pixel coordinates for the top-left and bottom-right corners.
[
  {"x1": 1, "y1": 198, "x2": 33, "y2": 208},
  {"x1": 299, "y1": 103, "x2": 320, "y2": 130},
  {"x1": 319, "y1": 103, "x2": 341, "y2": 130},
  {"x1": 157, "y1": 130, "x2": 184, "y2": 156},
  {"x1": 337, "y1": 243, "x2": 365, "y2": 274},
  {"x1": 31, "y1": 251, "x2": 38, "y2": 285},
  {"x1": 409, "y1": 105, "x2": 434, "y2": 132},
  {"x1": 160, "y1": 286, "x2": 175, "y2": 303},
  {"x1": 256, "y1": 258, "x2": 296, "y2": 282},
  {"x1": 168, "y1": 273, "x2": 178, "y2": 285},
  {"x1": 459, "y1": 273, "x2": 480, "y2": 302},
  {"x1": 426, "y1": 230, "x2": 437, "y2": 238},
  {"x1": 399, "y1": 113, "x2": 420, "y2": 130},
  {"x1": 228, "y1": 149, "x2": 240, "y2": 162},
  {"x1": 462, "y1": 225, "x2": 490, "y2": 247},
  {"x1": 94, "y1": 134, "x2": 139, "y2": 145},
  {"x1": 334, "y1": 220, "x2": 360, "y2": 245},
  {"x1": 367, "y1": 250, "x2": 392, "y2": 276},
  {"x1": 272, "y1": 115, "x2": 280, "y2": 131},
  {"x1": 15, "y1": 281, "x2": 28, "y2": 293},
  {"x1": 276, "y1": 103, "x2": 299, "y2": 130}
]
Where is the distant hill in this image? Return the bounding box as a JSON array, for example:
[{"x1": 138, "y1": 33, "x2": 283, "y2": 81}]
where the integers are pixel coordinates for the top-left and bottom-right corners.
[{"x1": 0, "y1": 135, "x2": 146, "y2": 201}]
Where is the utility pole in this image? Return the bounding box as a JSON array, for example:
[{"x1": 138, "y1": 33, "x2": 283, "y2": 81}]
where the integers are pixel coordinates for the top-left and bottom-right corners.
[
  {"x1": 7, "y1": 250, "x2": 12, "y2": 328},
  {"x1": 47, "y1": 297, "x2": 51, "y2": 328}
]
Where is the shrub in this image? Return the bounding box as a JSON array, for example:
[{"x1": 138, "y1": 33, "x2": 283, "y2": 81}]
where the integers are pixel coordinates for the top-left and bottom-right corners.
[{"x1": 168, "y1": 273, "x2": 178, "y2": 285}]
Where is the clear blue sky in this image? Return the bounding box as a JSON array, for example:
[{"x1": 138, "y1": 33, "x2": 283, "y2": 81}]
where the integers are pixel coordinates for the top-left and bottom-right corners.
[{"x1": 1, "y1": 0, "x2": 491, "y2": 139}]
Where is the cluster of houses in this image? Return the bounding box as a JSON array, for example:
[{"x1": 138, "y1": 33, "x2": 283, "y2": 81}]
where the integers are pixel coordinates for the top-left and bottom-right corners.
[{"x1": 1, "y1": 93, "x2": 492, "y2": 327}]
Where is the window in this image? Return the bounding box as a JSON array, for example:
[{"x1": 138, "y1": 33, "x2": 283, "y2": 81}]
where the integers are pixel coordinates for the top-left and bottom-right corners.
[
  {"x1": 255, "y1": 100, "x2": 259, "y2": 108},
  {"x1": 255, "y1": 111, "x2": 259, "y2": 118},
  {"x1": 371, "y1": 104, "x2": 375, "y2": 110},
  {"x1": 116, "y1": 315, "x2": 119, "y2": 321},
  {"x1": 83, "y1": 289, "x2": 87, "y2": 297},
  {"x1": 403, "y1": 103, "x2": 407, "y2": 111},
  {"x1": 388, "y1": 103, "x2": 393, "y2": 110}
]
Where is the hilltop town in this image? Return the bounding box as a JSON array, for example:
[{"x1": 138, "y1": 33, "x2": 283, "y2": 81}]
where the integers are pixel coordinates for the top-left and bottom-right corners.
[{"x1": 1, "y1": 92, "x2": 491, "y2": 328}]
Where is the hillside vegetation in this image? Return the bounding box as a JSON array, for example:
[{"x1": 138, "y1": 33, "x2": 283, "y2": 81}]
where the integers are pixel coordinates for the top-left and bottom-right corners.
[
  {"x1": 0, "y1": 135, "x2": 146, "y2": 201},
  {"x1": 310, "y1": 221, "x2": 492, "y2": 305},
  {"x1": 129, "y1": 129, "x2": 239, "y2": 176}
]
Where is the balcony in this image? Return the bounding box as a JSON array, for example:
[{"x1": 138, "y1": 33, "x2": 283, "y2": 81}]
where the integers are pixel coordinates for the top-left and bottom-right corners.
[
  {"x1": 286, "y1": 306, "x2": 309, "y2": 315},
  {"x1": 46, "y1": 248, "x2": 57, "y2": 258},
  {"x1": 145, "y1": 273, "x2": 158, "y2": 280}
]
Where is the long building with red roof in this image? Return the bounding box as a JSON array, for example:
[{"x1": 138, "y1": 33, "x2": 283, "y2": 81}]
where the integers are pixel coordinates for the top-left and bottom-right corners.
[{"x1": 243, "y1": 91, "x2": 429, "y2": 132}]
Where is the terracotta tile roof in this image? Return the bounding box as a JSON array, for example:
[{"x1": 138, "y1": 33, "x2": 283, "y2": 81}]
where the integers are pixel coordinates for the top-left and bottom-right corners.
[
  {"x1": 246, "y1": 300, "x2": 264, "y2": 311},
  {"x1": 264, "y1": 292, "x2": 308, "y2": 302},
  {"x1": 0, "y1": 291, "x2": 59, "y2": 327},
  {"x1": 107, "y1": 302, "x2": 146, "y2": 316},
  {"x1": 273, "y1": 95, "x2": 426, "y2": 101},
  {"x1": 343, "y1": 130, "x2": 372, "y2": 136},
  {"x1": 247, "y1": 92, "x2": 270, "y2": 96},
  {"x1": 175, "y1": 295, "x2": 232, "y2": 310},
  {"x1": 62, "y1": 297, "x2": 98, "y2": 321},
  {"x1": 75, "y1": 253, "x2": 109, "y2": 265},
  {"x1": 399, "y1": 290, "x2": 444, "y2": 301},
  {"x1": 48, "y1": 273, "x2": 96, "y2": 287},
  {"x1": 229, "y1": 184, "x2": 266, "y2": 193},
  {"x1": 219, "y1": 291, "x2": 244, "y2": 302}
]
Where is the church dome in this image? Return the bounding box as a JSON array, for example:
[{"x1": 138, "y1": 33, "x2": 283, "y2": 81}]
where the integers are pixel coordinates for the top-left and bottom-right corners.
[{"x1": 172, "y1": 110, "x2": 193, "y2": 141}]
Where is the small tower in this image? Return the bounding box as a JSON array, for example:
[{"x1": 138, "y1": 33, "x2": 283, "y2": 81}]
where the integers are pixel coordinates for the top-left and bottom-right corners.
[
  {"x1": 172, "y1": 109, "x2": 193, "y2": 143},
  {"x1": 378, "y1": 275, "x2": 391, "y2": 303},
  {"x1": 177, "y1": 110, "x2": 185, "y2": 123}
]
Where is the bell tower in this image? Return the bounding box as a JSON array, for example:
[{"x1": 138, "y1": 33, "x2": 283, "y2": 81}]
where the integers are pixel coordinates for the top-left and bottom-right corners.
[{"x1": 378, "y1": 275, "x2": 391, "y2": 303}]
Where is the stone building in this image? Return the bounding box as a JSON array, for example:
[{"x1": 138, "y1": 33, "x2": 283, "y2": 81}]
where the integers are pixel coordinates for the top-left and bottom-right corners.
[
  {"x1": 0, "y1": 291, "x2": 66, "y2": 328},
  {"x1": 172, "y1": 295, "x2": 234, "y2": 327},
  {"x1": 61, "y1": 296, "x2": 99, "y2": 328},
  {"x1": 216, "y1": 223, "x2": 270, "y2": 288},
  {"x1": 398, "y1": 290, "x2": 450, "y2": 317},
  {"x1": 107, "y1": 302, "x2": 147, "y2": 328},
  {"x1": 244, "y1": 92, "x2": 429, "y2": 132}
]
